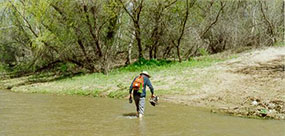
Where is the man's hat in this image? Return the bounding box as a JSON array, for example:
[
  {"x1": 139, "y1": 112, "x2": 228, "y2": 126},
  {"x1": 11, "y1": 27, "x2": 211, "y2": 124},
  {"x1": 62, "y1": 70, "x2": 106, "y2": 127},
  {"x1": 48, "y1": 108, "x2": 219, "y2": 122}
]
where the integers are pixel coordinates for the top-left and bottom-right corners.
[{"x1": 140, "y1": 71, "x2": 150, "y2": 78}]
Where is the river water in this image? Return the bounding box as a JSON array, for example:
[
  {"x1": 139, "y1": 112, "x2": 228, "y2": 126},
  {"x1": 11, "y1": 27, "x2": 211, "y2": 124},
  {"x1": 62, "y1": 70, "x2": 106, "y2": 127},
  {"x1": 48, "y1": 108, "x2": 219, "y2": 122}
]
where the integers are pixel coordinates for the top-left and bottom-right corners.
[{"x1": 0, "y1": 90, "x2": 284, "y2": 136}]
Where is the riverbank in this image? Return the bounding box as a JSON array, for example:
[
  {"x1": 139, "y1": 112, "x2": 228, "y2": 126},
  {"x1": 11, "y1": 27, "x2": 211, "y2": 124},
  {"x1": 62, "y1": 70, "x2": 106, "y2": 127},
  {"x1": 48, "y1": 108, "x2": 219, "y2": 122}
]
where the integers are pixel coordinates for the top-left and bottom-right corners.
[
  {"x1": 164, "y1": 46, "x2": 285, "y2": 120},
  {"x1": 1, "y1": 46, "x2": 284, "y2": 120}
]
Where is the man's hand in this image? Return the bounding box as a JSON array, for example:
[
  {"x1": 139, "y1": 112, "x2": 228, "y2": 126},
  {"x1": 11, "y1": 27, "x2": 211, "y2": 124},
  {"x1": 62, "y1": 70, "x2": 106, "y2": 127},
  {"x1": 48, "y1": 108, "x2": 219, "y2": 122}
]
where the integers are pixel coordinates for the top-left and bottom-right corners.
[
  {"x1": 129, "y1": 94, "x2": 133, "y2": 103},
  {"x1": 151, "y1": 94, "x2": 155, "y2": 98}
]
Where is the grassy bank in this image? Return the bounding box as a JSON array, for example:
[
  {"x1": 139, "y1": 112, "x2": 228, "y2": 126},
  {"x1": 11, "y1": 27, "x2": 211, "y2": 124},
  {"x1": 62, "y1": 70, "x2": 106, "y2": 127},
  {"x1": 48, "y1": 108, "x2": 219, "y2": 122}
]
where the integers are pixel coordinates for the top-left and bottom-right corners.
[{"x1": 0, "y1": 52, "x2": 235, "y2": 98}]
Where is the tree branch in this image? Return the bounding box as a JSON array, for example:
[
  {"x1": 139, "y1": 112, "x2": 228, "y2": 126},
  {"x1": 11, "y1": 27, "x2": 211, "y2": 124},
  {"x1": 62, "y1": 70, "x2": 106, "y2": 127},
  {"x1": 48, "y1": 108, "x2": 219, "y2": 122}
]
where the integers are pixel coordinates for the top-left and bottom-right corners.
[
  {"x1": 117, "y1": 0, "x2": 136, "y2": 22},
  {"x1": 200, "y1": 1, "x2": 226, "y2": 39},
  {"x1": 83, "y1": 5, "x2": 103, "y2": 57},
  {"x1": 164, "y1": 0, "x2": 178, "y2": 9},
  {"x1": 259, "y1": 1, "x2": 274, "y2": 36},
  {"x1": 9, "y1": 0, "x2": 38, "y2": 37}
]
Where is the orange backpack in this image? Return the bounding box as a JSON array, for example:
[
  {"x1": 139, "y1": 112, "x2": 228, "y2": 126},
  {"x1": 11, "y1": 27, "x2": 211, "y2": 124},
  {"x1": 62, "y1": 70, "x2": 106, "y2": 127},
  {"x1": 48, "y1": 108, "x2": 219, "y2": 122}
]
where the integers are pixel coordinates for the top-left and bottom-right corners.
[{"x1": 132, "y1": 75, "x2": 144, "y2": 92}]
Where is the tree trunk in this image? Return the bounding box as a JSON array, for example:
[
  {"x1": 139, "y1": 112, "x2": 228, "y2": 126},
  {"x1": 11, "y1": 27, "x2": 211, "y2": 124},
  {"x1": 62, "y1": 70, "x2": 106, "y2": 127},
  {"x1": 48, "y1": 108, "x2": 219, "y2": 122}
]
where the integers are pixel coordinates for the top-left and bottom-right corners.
[
  {"x1": 259, "y1": 1, "x2": 276, "y2": 45},
  {"x1": 118, "y1": 0, "x2": 144, "y2": 59},
  {"x1": 154, "y1": 46, "x2": 158, "y2": 59},
  {"x1": 90, "y1": 6, "x2": 103, "y2": 57},
  {"x1": 134, "y1": 21, "x2": 143, "y2": 59},
  {"x1": 175, "y1": 0, "x2": 192, "y2": 62},
  {"x1": 176, "y1": 45, "x2": 181, "y2": 62},
  {"x1": 149, "y1": 47, "x2": 153, "y2": 60},
  {"x1": 163, "y1": 45, "x2": 173, "y2": 59},
  {"x1": 281, "y1": 0, "x2": 285, "y2": 44},
  {"x1": 126, "y1": 31, "x2": 135, "y2": 65}
]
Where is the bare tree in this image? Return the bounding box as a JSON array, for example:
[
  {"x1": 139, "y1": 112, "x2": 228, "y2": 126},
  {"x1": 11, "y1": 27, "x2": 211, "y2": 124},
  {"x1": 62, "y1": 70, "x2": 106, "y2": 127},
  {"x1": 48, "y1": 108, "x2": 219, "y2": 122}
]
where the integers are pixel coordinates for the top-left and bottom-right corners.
[
  {"x1": 118, "y1": 0, "x2": 144, "y2": 59},
  {"x1": 172, "y1": 0, "x2": 196, "y2": 62},
  {"x1": 259, "y1": 1, "x2": 276, "y2": 45}
]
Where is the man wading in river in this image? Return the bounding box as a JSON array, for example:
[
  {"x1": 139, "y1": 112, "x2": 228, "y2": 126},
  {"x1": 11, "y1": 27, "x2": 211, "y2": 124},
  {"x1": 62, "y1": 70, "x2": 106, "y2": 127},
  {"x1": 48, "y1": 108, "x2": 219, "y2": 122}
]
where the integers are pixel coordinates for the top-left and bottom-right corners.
[{"x1": 129, "y1": 71, "x2": 155, "y2": 118}]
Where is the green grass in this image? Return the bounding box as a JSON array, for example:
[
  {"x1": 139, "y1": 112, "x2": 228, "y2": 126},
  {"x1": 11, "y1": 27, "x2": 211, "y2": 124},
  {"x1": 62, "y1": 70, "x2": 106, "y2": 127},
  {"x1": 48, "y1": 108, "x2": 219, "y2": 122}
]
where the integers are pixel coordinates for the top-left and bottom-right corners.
[
  {"x1": 2, "y1": 53, "x2": 234, "y2": 98},
  {"x1": 0, "y1": 64, "x2": 6, "y2": 73},
  {"x1": 274, "y1": 41, "x2": 285, "y2": 47}
]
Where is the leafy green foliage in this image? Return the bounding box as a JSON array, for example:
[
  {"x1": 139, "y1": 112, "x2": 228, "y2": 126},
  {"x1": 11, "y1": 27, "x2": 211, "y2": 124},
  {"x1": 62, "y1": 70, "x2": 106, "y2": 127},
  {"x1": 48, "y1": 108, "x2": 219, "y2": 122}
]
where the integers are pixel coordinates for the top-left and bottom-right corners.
[
  {"x1": 198, "y1": 48, "x2": 209, "y2": 56},
  {"x1": 0, "y1": 0, "x2": 283, "y2": 75},
  {"x1": 274, "y1": 42, "x2": 285, "y2": 47},
  {"x1": 119, "y1": 58, "x2": 174, "y2": 72},
  {"x1": 0, "y1": 64, "x2": 5, "y2": 72}
]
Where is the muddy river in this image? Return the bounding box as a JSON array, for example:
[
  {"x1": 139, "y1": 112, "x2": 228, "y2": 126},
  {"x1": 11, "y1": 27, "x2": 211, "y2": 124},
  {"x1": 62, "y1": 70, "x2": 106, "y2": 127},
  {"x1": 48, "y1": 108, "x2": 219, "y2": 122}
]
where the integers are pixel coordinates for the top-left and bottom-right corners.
[{"x1": 0, "y1": 90, "x2": 284, "y2": 136}]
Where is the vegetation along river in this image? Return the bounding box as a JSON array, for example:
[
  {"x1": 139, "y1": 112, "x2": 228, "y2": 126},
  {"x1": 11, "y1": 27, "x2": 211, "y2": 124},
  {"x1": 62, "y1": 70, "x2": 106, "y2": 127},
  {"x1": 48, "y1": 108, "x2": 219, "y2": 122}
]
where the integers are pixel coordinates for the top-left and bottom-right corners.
[{"x1": 0, "y1": 90, "x2": 284, "y2": 136}]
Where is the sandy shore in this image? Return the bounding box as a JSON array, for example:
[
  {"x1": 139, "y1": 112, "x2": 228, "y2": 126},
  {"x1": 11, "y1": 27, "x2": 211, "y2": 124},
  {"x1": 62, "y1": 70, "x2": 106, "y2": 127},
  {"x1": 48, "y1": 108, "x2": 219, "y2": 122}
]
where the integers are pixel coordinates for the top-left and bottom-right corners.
[{"x1": 163, "y1": 47, "x2": 285, "y2": 119}]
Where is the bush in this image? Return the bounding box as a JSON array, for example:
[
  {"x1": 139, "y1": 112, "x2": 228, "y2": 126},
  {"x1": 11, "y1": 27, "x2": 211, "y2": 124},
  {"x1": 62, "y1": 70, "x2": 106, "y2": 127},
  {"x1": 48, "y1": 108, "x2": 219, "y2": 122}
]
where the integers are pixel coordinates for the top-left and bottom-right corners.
[
  {"x1": 274, "y1": 42, "x2": 285, "y2": 47},
  {"x1": 119, "y1": 58, "x2": 175, "y2": 72},
  {"x1": 0, "y1": 64, "x2": 4, "y2": 72}
]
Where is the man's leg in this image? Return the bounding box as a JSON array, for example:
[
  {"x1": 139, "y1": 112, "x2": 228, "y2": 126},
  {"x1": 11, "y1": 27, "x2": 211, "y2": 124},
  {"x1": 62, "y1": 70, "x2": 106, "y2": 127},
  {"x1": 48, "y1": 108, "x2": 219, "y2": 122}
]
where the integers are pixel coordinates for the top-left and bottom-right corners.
[
  {"x1": 138, "y1": 97, "x2": 145, "y2": 118},
  {"x1": 134, "y1": 95, "x2": 140, "y2": 116}
]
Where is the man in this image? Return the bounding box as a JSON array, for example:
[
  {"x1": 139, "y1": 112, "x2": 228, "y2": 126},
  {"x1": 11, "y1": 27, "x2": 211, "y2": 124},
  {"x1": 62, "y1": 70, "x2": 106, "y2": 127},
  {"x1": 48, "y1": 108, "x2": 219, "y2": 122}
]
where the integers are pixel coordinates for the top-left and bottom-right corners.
[{"x1": 129, "y1": 71, "x2": 154, "y2": 118}]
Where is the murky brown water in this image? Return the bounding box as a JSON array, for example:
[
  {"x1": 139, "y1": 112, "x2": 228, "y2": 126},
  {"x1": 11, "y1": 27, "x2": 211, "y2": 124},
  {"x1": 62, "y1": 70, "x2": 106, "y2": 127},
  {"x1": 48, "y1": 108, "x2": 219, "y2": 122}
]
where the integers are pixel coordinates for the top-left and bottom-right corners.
[{"x1": 0, "y1": 90, "x2": 284, "y2": 136}]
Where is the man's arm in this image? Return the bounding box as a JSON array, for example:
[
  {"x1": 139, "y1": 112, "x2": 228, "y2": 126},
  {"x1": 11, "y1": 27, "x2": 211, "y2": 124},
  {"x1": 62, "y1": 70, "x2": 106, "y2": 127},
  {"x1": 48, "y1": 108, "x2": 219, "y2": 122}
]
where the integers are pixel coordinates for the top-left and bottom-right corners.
[
  {"x1": 129, "y1": 77, "x2": 136, "y2": 95},
  {"x1": 146, "y1": 78, "x2": 154, "y2": 97}
]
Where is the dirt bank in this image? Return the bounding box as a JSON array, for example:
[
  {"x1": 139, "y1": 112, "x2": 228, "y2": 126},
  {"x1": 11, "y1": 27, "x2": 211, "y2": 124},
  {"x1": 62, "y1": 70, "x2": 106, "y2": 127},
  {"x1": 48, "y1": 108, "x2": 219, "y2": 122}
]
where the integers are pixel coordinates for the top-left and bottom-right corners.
[{"x1": 163, "y1": 47, "x2": 285, "y2": 119}]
